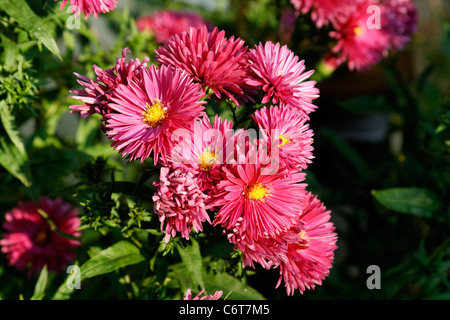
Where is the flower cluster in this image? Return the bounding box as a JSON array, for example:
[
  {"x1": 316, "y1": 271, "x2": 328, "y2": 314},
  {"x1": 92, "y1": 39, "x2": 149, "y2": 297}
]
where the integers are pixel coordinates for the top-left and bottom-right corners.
[
  {"x1": 290, "y1": 0, "x2": 418, "y2": 71},
  {"x1": 69, "y1": 25, "x2": 337, "y2": 296}
]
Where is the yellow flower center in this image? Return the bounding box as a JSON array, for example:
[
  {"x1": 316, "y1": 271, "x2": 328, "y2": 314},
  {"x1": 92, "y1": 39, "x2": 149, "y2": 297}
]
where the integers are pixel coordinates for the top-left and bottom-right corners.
[
  {"x1": 279, "y1": 134, "x2": 291, "y2": 146},
  {"x1": 354, "y1": 26, "x2": 363, "y2": 36},
  {"x1": 142, "y1": 99, "x2": 167, "y2": 127},
  {"x1": 297, "y1": 230, "x2": 309, "y2": 249},
  {"x1": 245, "y1": 182, "x2": 269, "y2": 201},
  {"x1": 198, "y1": 150, "x2": 217, "y2": 172}
]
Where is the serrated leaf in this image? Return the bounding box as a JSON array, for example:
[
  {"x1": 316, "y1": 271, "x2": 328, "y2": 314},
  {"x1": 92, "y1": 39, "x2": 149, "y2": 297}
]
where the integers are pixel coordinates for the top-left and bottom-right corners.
[
  {"x1": 372, "y1": 187, "x2": 443, "y2": 218},
  {"x1": 177, "y1": 238, "x2": 206, "y2": 289},
  {"x1": 30, "y1": 265, "x2": 48, "y2": 300},
  {"x1": 0, "y1": 0, "x2": 62, "y2": 60}
]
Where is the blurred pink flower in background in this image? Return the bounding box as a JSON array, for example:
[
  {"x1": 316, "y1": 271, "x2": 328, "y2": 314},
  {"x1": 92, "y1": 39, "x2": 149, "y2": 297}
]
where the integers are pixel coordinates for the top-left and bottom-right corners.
[
  {"x1": 290, "y1": 0, "x2": 353, "y2": 28},
  {"x1": 57, "y1": 0, "x2": 118, "y2": 20},
  {"x1": 328, "y1": 0, "x2": 391, "y2": 71},
  {"x1": 137, "y1": 10, "x2": 213, "y2": 43},
  {"x1": 381, "y1": 0, "x2": 418, "y2": 50},
  {"x1": 0, "y1": 197, "x2": 82, "y2": 276}
]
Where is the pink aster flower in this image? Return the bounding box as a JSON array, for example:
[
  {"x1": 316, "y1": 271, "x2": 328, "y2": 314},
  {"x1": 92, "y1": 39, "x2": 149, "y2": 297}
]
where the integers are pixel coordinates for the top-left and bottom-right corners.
[
  {"x1": 329, "y1": 0, "x2": 391, "y2": 71},
  {"x1": 105, "y1": 64, "x2": 206, "y2": 164},
  {"x1": 136, "y1": 10, "x2": 213, "y2": 44},
  {"x1": 246, "y1": 41, "x2": 319, "y2": 117},
  {"x1": 290, "y1": 0, "x2": 353, "y2": 28},
  {"x1": 381, "y1": 0, "x2": 418, "y2": 50},
  {"x1": 252, "y1": 105, "x2": 314, "y2": 171},
  {"x1": 0, "y1": 197, "x2": 82, "y2": 276},
  {"x1": 70, "y1": 48, "x2": 149, "y2": 120},
  {"x1": 152, "y1": 166, "x2": 210, "y2": 243},
  {"x1": 276, "y1": 193, "x2": 337, "y2": 295},
  {"x1": 184, "y1": 288, "x2": 223, "y2": 300},
  {"x1": 171, "y1": 113, "x2": 236, "y2": 191},
  {"x1": 57, "y1": 0, "x2": 118, "y2": 20},
  {"x1": 155, "y1": 26, "x2": 255, "y2": 107},
  {"x1": 212, "y1": 149, "x2": 308, "y2": 240}
]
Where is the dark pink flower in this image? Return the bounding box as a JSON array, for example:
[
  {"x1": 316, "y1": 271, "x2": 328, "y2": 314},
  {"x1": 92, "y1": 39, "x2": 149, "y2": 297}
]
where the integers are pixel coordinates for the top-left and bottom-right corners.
[
  {"x1": 70, "y1": 48, "x2": 149, "y2": 119},
  {"x1": 105, "y1": 64, "x2": 206, "y2": 164},
  {"x1": 329, "y1": 0, "x2": 391, "y2": 71},
  {"x1": 290, "y1": 0, "x2": 353, "y2": 28},
  {"x1": 252, "y1": 105, "x2": 314, "y2": 171},
  {"x1": 184, "y1": 288, "x2": 223, "y2": 300},
  {"x1": 137, "y1": 10, "x2": 213, "y2": 43},
  {"x1": 381, "y1": 0, "x2": 418, "y2": 50},
  {"x1": 276, "y1": 193, "x2": 338, "y2": 295},
  {"x1": 57, "y1": 0, "x2": 118, "y2": 20},
  {"x1": 155, "y1": 26, "x2": 255, "y2": 107},
  {"x1": 0, "y1": 197, "x2": 82, "y2": 276},
  {"x1": 212, "y1": 149, "x2": 308, "y2": 240},
  {"x1": 152, "y1": 166, "x2": 210, "y2": 243},
  {"x1": 246, "y1": 41, "x2": 319, "y2": 117}
]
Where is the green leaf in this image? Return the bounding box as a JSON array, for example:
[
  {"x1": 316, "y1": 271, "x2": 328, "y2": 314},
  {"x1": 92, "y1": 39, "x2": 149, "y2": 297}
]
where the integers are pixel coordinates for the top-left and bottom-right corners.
[
  {"x1": 30, "y1": 265, "x2": 48, "y2": 300},
  {"x1": 52, "y1": 241, "x2": 145, "y2": 300},
  {"x1": 0, "y1": 137, "x2": 32, "y2": 186},
  {"x1": 204, "y1": 272, "x2": 266, "y2": 300},
  {"x1": 0, "y1": 101, "x2": 26, "y2": 155},
  {"x1": 177, "y1": 238, "x2": 206, "y2": 289},
  {"x1": 0, "y1": 0, "x2": 62, "y2": 60},
  {"x1": 0, "y1": 102, "x2": 31, "y2": 186},
  {"x1": 372, "y1": 187, "x2": 443, "y2": 218},
  {"x1": 80, "y1": 240, "x2": 145, "y2": 279}
]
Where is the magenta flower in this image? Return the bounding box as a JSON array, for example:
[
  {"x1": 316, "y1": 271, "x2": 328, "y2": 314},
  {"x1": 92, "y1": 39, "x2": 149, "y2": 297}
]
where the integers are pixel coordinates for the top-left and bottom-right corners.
[
  {"x1": 152, "y1": 166, "x2": 210, "y2": 243},
  {"x1": 155, "y1": 26, "x2": 255, "y2": 107},
  {"x1": 105, "y1": 64, "x2": 206, "y2": 164},
  {"x1": 246, "y1": 41, "x2": 319, "y2": 117},
  {"x1": 137, "y1": 10, "x2": 213, "y2": 44},
  {"x1": 0, "y1": 197, "x2": 82, "y2": 276},
  {"x1": 70, "y1": 48, "x2": 149, "y2": 119},
  {"x1": 184, "y1": 288, "x2": 223, "y2": 300},
  {"x1": 171, "y1": 113, "x2": 236, "y2": 191},
  {"x1": 290, "y1": 0, "x2": 353, "y2": 28},
  {"x1": 57, "y1": 0, "x2": 118, "y2": 20},
  {"x1": 252, "y1": 105, "x2": 314, "y2": 171},
  {"x1": 381, "y1": 0, "x2": 418, "y2": 50},
  {"x1": 276, "y1": 193, "x2": 338, "y2": 295},
  {"x1": 329, "y1": 0, "x2": 391, "y2": 71},
  {"x1": 212, "y1": 149, "x2": 308, "y2": 241}
]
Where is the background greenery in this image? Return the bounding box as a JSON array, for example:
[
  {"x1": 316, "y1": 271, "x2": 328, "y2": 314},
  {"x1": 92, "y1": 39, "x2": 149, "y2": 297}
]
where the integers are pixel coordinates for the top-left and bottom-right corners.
[{"x1": 0, "y1": 0, "x2": 449, "y2": 300}]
